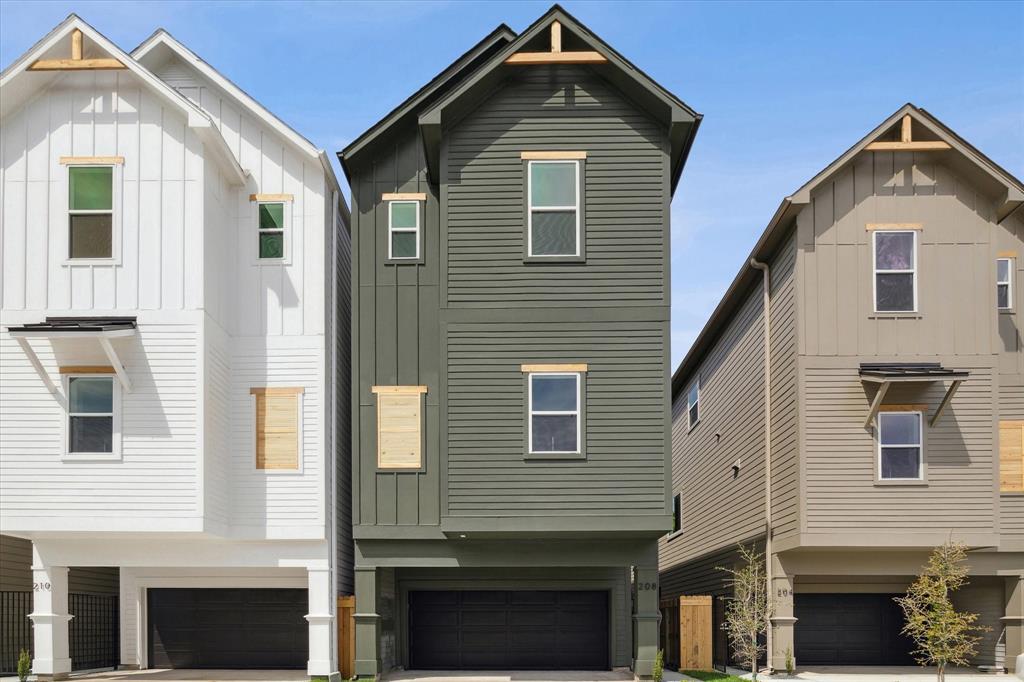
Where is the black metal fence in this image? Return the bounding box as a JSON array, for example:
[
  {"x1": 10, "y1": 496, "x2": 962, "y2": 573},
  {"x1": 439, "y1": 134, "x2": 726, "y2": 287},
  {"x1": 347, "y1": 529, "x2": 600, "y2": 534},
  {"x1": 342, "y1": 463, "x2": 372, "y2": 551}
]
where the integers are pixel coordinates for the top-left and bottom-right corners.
[{"x1": 0, "y1": 592, "x2": 118, "y2": 674}]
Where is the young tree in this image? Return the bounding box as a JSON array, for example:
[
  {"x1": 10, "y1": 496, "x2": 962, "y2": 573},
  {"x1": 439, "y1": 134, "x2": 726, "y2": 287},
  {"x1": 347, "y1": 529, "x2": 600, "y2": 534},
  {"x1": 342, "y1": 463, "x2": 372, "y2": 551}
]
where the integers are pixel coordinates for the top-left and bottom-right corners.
[
  {"x1": 895, "y1": 541, "x2": 990, "y2": 682},
  {"x1": 718, "y1": 545, "x2": 773, "y2": 681}
]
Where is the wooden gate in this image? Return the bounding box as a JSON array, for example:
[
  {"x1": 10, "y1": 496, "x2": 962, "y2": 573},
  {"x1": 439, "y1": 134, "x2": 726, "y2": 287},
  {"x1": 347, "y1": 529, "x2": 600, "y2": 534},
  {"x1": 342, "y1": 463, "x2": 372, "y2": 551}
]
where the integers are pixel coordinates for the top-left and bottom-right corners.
[
  {"x1": 679, "y1": 595, "x2": 712, "y2": 670},
  {"x1": 338, "y1": 595, "x2": 355, "y2": 679}
]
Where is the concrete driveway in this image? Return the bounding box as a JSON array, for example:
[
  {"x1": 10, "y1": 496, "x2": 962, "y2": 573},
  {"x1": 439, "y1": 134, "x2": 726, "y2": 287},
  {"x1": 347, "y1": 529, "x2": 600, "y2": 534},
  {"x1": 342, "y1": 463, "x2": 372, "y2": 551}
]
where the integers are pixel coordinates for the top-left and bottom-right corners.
[
  {"x1": 383, "y1": 672, "x2": 634, "y2": 682},
  {"x1": 5, "y1": 671, "x2": 308, "y2": 682},
  {"x1": 662, "y1": 666, "x2": 1015, "y2": 682}
]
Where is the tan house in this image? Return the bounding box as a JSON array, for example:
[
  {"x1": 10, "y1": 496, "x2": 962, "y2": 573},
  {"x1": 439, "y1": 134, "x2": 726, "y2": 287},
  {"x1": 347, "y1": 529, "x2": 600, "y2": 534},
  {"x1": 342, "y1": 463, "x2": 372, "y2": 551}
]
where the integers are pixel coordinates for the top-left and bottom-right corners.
[{"x1": 659, "y1": 104, "x2": 1024, "y2": 674}]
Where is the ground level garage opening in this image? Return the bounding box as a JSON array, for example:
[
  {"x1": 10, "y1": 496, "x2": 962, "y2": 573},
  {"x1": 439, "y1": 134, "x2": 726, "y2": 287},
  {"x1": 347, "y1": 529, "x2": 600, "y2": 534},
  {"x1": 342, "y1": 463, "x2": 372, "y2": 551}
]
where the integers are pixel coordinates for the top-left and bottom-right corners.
[
  {"x1": 795, "y1": 593, "x2": 915, "y2": 666},
  {"x1": 407, "y1": 590, "x2": 609, "y2": 670},
  {"x1": 147, "y1": 588, "x2": 308, "y2": 669}
]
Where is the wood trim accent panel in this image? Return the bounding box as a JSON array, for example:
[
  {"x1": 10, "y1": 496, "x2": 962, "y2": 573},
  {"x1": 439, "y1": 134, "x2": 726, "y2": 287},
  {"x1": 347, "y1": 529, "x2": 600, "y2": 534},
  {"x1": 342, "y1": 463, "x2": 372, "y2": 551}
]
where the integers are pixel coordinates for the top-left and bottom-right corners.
[
  {"x1": 998, "y1": 250, "x2": 1018, "y2": 259},
  {"x1": 1000, "y1": 421, "x2": 1024, "y2": 493},
  {"x1": 371, "y1": 385, "x2": 428, "y2": 394},
  {"x1": 71, "y1": 29, "x2": 83, "y2": 61},
  {"x1": 900, "y1": 114, "x2": 912, "y2": 143},
  {"x1": 505, "y1": 51, "x2": 608, "y2": 65},
  {"x1": 520, "y1": 363, "x2": 588, "y2": 373},
  {"x1": 250, "y1": 386, "x2": 305, "y2": 396},
  {"x1": 865, "y1": 223, "x2": 923, "y2": 231},
  {"x1": 60, "y1": 156, "x2": 124, "y2": 165},
  {"x1": 249, "y1": 193, "x2": 294, "y2": 202},
  {"x1": 381, "y1": 193, "x2": 427, "y2": 201},
  {"x1": 254, "y1": 390, "x2": 300, "y2": 470},
  {"x1": 879, "y1": 404, "x2": 929, "y2": 413},
  {"x1": 376, "y1": 391, "x2": 422, "y2": 470},
  {"x1": 520, "y1": 151, "x2": 587, "y2": 160},
  {"x1": 865, "y1": 141, "x2": 951, "y2": 152},
  {"x1": 59, "y1": 365, "x2": 115, "y2": 374},
  {"x1": 29, "y1": 58, "x2": 126, "y2": 71}
]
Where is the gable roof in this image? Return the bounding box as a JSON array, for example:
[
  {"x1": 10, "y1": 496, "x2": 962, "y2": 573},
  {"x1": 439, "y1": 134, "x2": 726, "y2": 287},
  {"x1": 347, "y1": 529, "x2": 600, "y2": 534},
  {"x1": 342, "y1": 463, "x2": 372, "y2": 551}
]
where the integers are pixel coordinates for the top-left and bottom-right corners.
[
  {"x1": 339, "y1": 23, "x2": 517, "y2": 177},
  {"x1": 416, "y1": 4, "x2": 701, "y2": 195},
  {"x1": 0, "y1": 15, "x2": 246, "y2": 185},
  {"x1": 671, "y1": 103, "x2": 1024, "y2": 400},
  {"x1": 131, "y1": 29, "x2": 343, "y2": 202}
]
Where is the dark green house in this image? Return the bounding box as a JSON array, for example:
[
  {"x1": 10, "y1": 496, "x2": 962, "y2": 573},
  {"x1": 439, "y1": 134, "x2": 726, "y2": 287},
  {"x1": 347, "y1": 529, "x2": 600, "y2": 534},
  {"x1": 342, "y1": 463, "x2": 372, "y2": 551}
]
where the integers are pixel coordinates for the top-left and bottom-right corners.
[{"x1": 339, "y1": 6, "x2": 700, "y2": 677}]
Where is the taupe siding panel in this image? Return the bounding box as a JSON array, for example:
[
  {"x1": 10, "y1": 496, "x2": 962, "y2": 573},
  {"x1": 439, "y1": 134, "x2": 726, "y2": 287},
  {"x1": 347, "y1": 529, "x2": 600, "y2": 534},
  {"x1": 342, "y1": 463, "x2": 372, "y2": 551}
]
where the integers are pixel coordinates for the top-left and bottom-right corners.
[
  {"x1": 803, "y1": 364, "x2": 995, "y2": 534},
  {"x1": 446, "y1": 321, "x2": 665, "y2": 516},
  {"x1": 445, "y1": 66, "x2": 667, "y2": 307},
  {"x1": 952, "y1": 577, "x2": 1006, "y2": 668},
  {"x1": 0, "y1": 534, "x2": 31, "y2": 591},
  {"x1": 769, "y1": 233, "x2": 799, "y2": 542},
  {"x1": 1002, "y1": 494, "x2": 1024, "y2": 541},
  {"x1": 660, "y1": 544, "x2": 759, "y2": 602}
]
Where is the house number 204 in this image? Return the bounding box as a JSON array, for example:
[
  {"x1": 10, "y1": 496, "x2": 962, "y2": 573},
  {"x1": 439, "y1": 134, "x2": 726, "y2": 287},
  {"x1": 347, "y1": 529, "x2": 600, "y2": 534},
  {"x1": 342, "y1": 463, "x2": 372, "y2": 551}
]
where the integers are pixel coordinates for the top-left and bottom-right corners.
[{"x1": 34, "y1": 582, "x2": 51, "y2": 592}]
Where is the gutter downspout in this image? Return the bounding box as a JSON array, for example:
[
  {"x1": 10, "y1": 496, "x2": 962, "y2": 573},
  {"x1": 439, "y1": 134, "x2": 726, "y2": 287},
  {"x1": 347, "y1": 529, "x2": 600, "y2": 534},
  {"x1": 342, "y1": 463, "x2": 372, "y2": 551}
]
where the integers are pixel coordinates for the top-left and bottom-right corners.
[
  {"x1": 329, "y1": 188, "x2": 340, "y2": 675},
  {"x1": 750, "y1": 258, "x2": 773, "y2": 673}
]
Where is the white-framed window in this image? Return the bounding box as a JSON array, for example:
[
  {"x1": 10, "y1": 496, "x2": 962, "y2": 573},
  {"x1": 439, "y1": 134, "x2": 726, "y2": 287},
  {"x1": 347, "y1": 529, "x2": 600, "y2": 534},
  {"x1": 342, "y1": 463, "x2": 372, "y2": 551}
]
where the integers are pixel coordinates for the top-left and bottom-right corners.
[
  {"x1": 64, "y1": 375, "x2": 121, "y2": 459},
  {"x1": 257, "y1": 201, "x2": 289, "y2": 260},
  {"x1": 873, "y1": 230, "x2": 917, "y2": 312},
  {"x1": 998, "y1": 258, "x2": 1013, "y2": 310},
  {"x1": 388, "y1": 200, "x2": 420, "y2": 260},
  {"x1": 527, "y1": 160, "x2": 580, "y2": 257},
  {"x1": 671, "y1": 493, "x2": 682, "y2": 534},
  {"x1": 528, "y1": 372, "x2": 580, "y2": 454},
  {"x1": 878, "y1": 411, "x2": 923, "y2": 480},
  {"x1": 68, "y1": 165, "x2": 116, "y2": 260},
  {"x1": 686, "y1": 378, "x2": 700, "y2": 430}
]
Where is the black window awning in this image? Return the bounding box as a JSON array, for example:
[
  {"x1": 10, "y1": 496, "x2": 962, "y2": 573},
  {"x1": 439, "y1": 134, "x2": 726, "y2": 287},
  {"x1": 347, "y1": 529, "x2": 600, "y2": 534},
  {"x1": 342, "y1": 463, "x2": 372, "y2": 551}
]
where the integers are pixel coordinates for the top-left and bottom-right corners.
[{"x1": 859, "y1": 363, "x2": 967, "y2": 428}]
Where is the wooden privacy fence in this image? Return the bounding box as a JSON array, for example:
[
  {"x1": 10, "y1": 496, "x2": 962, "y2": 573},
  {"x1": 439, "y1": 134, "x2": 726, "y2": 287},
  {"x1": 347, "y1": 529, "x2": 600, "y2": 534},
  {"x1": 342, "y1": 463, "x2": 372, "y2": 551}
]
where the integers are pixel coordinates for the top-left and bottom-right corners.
[
  {"x1": 338, "y1": 595, "x2": 355, "y2": 679},
  {"x1": 678, "y1": 595, "x2": 712, "y2": 670}
]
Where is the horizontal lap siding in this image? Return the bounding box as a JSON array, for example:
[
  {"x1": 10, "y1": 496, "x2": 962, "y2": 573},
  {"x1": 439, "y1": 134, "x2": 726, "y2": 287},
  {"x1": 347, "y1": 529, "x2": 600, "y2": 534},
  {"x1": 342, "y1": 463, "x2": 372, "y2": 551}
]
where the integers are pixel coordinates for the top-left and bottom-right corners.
[
  {"x1": 446, "y1": 321, "x2": 665, "y2": 516},
  {"x1": 0, "y1": 323, "x2": 199, "y2": 520},
  {"x1": 769, "y1": 234, "x2": 799, "y2": 542},
  {"x1": 804, "y1": 365, "x2": 995, "y2": 532},
  {"x1": 445, "y1": 66, "x2": 666, "y2": 307}
]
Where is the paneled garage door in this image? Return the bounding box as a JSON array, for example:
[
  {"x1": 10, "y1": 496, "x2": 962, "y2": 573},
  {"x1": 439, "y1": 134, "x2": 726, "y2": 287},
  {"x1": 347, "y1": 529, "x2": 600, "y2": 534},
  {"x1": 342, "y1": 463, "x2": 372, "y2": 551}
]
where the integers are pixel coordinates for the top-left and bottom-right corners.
[
  {"x1": 408, "y1": 590, "x2": 609, "y2": 670},
  {"x1": 148, "y1": 588, "x2": 307, "y2": 669},
  {"x1": 795, "y1": 593, "x2": 915, "y2": 665}
]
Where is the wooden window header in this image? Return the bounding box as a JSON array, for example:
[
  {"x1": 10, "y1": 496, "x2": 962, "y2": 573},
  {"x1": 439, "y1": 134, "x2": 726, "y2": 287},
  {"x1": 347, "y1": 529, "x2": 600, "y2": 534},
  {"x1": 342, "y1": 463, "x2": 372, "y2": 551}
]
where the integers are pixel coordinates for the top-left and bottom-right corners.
[
  {"x1": 521, "y1": 151, "x2": 587, "y2": 160},
  {"x1": 372, "y1": 385, "x2": 428, "y2": 394},
  {"x1": 998, "y1": 250, "x2": 1018, "y2": 259},
  {"x1": 521, "y1": 363, "x2": 588, "y2": 373},
  {"x1": 251, "y1": 386, "x2": 305, "y2": 396},
  {"x1": 879, "y1": 404, "x2": 929, "y2": 413},
  {"x1": 382, "y1": 193, "x2": 427, "y2": 202},
  {"x1": 60, "y1": 156, "x2": 124, "y2": 165},
  {"x1": 60, "y1": 365, "x2": 115, "y2": 374},
  {"x1": 249, "y1": 193, "x2": 294, "y2": 202},
  {"x1": 866, "y1": 223, "x2": 923, "y2": 231}
]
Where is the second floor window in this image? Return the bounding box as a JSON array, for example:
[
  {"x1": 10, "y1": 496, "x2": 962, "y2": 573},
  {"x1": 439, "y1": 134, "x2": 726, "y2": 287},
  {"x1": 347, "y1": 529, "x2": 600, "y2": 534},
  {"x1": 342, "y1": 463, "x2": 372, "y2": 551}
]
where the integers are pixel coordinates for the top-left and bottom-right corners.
[
  {"x1": 258, "y1": 202, "x2": 286, "y2": 259},
  {"x1": 528, "y1": 372, "x2": 580, "y2": 454},
  {"x1": 672, "y1": 493, "x2": 681, "y2": 534},
  {"x1": 67, "y1": 376, "x2": 116, "y2": 455},
  {"x1": 388, "y1": 201, "x2": 420, "y2": 260},
  {"x1": 878, "y1": 411, "x2": 922, "y2": 480},
  {"x1": 528, "y1": 160, "x2": 580, "y2": 257},
  {"x1": 873, "y1": 230, "x2": 917, "y2": 312},
  {"x1": 686, "y1": 379, "x2": 700, "y2": 430},
  {"x1": 998, "y1": 258, "x2": 1013, "y2": 310},
  {"x1": 69, "y1": 166, "x2": 113, "y2": 259}
]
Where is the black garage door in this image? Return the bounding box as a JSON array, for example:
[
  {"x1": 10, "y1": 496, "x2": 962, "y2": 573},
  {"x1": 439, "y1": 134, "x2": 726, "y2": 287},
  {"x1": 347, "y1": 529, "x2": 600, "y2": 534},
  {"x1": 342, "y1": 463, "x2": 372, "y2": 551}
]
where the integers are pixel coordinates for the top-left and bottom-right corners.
[
  {"x1": 409, "y1": 590, "x2": 609, "y2": 670},
  {"x1": 795, "y1": 594, "x2": 915, "y2": 665},
  {"x1": 148, "y1": 588, "x2": 307, "y2": 669}
]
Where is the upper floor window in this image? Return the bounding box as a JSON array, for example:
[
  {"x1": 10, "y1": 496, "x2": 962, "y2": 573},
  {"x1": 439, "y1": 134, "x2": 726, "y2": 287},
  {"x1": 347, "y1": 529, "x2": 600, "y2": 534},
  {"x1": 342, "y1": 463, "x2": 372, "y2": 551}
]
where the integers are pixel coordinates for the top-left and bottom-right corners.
[
  {"x1": 998, "y1": 257, "x2": 1013, "y2": 310},
  {"x1": 686, "y1": 378, "x2": 700, "y2": 430},
  {"x1": 527, "y1": 159, "x2": 581, "y2": 258},
  {"x1": 258, "y1": 202, "x2": 286, "y2": 259},
  {"x1": 878, "y1": 411, "x2": 922, "y2": 480},
  {"x1": 65, "y1": 374, "x2": 120, "y2": 458},
  {"x1": 68, "y1": 165, "x2": 113, "y2": 259},
  {"x1": 528, "y1": 371, "x2": 581, "y2": 454},
  {"x1": 251, "y1": 387, "x2": 303, "y2": 471},
  {"x1": 671, "y1": 493, "x2": 681, "y2": 534},
  {"x1": 873, "y1": 230, "x2": 917, "y2": 312},
  {"x1": 388, "y1": 201, "x2": 420, "y2": 260}
]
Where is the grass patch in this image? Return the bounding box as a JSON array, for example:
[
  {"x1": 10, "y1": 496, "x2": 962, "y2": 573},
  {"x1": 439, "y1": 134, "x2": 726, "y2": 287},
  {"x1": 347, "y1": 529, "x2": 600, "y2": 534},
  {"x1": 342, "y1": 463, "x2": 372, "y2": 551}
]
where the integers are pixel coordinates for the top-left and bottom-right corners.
[{"x1": 683, "y1": 671, "x2": 748, "y2": 682}]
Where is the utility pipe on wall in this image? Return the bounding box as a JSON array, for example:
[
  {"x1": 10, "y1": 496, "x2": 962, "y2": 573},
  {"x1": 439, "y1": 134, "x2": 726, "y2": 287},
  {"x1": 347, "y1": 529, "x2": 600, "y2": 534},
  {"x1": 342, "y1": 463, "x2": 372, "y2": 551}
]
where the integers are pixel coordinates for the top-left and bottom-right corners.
[{"x1": 749, "y1": 258, "x2": 773, "y2": 672}]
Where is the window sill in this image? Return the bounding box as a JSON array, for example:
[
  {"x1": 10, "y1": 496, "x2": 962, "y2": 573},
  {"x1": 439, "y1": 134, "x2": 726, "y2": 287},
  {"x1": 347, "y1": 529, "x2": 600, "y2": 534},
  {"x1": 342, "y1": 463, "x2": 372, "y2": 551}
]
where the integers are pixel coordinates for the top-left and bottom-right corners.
[
  {"x1": 664, "y1": 529, "x2": 685, "y2": 542},
  {"x1": 524, "y1": 451, "x2": 586, "y2": 461},
  {"x1": 999, "y1": 309, "x2": 1015, "y2": 315},
  {"x1": 376, "y1": 466, "x2": 427, "y2": 474},
  {"x1": 257, "y1": 468, "x2": 304, "y2": 475},
  {"x1": 523, "y1": 255, "x2": 586, "y2": 264},
  {"x1": 63, "y1": 258, "x2": 120, "y2": 267},
  {"x1": 252, "y1": 257, "x2": 293, "y2": 267},
  {"x1": 874, "y1": 479, "x2": 928, "y2": 486},
  {"x1": 868, "y1": 313, "x2": 922, "y2": 319},
  {"x1": 1000, "y1": 490, "x2": 1024, "y2": 496},
  {"x1": 384, "y1": 258, "x2": 424, "y2": 266},
  {"x1": 62, "y1": 453, "x2": 121, "y2": 462},
  {"x1": 687, "y1": 420, "x2": 700, "y2": 434}
]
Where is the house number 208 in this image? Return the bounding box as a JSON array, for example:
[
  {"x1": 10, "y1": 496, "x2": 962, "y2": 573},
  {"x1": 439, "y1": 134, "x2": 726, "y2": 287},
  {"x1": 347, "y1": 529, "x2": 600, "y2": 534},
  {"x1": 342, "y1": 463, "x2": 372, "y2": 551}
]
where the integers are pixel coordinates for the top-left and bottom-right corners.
[
  {"x1": 34, "y1": 582, "x2": 51, "y2": 592},
  {"x1": 638, "y1": 582, "x2": 658, "y2": 591}
]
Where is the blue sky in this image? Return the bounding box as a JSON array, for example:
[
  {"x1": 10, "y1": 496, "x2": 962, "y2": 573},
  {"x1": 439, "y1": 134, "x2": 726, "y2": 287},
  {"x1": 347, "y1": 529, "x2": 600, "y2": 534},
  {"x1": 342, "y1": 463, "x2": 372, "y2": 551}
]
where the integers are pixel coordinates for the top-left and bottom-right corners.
[{"x1": 3, "y1": 1, "x2": 1022, "y2": 366}]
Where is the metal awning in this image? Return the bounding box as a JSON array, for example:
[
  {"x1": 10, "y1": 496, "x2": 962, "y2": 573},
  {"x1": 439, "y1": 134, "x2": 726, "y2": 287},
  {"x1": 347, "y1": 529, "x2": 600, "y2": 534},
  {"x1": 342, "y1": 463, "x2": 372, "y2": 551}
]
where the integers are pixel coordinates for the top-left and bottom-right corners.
[
  {"x1": 860, "y1": 362, "x2": 967, "y2": 428},
  {"x1": 7, "y1": 317, "x2": 136, "y2": 397}
]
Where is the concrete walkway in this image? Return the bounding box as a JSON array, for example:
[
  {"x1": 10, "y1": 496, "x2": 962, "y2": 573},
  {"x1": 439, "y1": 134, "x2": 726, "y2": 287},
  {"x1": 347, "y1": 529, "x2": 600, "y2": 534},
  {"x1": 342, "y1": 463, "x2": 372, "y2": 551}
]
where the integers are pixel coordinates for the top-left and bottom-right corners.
[
  {"x1": 2, "y1": 671, "x2": 308, "y2": 682},
  {"x1": 664, "y1": 666, "x2": 1014, "y2": 682},
  {"x1": 383, "y1": 672, "x2": 634, "y2": 682}
]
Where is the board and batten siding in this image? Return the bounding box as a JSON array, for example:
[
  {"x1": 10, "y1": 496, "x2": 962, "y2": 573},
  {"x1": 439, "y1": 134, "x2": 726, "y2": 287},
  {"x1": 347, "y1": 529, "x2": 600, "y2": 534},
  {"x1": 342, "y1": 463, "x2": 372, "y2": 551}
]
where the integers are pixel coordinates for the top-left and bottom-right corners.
[
  {"x1": 0, "y1": 319, "x2": 200, "y2": 527},
  {"x1": 443, "y1": 65, "x2": 668, "y2": 308},
  {"x1": 1, "y1": 70, "x2": 202, "y2": 313},
  {"x1": 997, "y1": 212, "x2": 1023, "y2": 376},
  {"x1": 445, "y1": 320, "x2": 665, "y2": 517}
]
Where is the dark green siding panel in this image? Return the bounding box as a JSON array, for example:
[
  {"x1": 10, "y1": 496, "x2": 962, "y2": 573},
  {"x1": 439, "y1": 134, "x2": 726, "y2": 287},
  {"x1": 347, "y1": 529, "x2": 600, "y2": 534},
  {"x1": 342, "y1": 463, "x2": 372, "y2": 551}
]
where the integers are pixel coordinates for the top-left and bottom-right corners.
[
  {"x1": 446, "y1": 320, "x2": 666, "y2": 516},
  {"x1": 444, "y1": 65, "x2": 668, "y2": 307}
]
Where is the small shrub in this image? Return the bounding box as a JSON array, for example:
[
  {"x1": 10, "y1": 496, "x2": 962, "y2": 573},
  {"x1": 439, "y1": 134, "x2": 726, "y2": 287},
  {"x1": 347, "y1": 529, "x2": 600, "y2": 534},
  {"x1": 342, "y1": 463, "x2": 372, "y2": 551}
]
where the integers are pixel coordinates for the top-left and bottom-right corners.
[
  {"x1": 784, "y1": 646, "x2": 794, "y2": 675},
  {"x1": 652, "y1": 648, "x2": 664, "y2": 682},
  {"x1": 17, "y1": 648, "x2": 31, "y2": 682}
]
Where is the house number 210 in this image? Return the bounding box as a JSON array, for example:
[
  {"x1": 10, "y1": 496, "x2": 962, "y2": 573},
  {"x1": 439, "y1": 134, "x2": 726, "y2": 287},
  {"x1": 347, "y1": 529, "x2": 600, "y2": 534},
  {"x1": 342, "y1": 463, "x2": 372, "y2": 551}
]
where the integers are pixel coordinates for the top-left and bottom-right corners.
[{"x1": 34, "y1": 582, "x2": 51, "y2": 592}]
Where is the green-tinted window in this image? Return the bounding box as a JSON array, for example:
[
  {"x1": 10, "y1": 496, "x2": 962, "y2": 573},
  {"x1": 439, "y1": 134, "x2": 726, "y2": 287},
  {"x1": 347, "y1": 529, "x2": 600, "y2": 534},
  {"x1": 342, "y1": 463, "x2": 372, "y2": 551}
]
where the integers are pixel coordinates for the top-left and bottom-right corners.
[
  {"x1": 69, "y1": 167, "x2": 113, "y2": 210},
  {"x1": 530, "y1": 162, "x2": 576, "y2": 207},
  {"x1": 390, "y1": 202, "x2": 417, "y2": 229},
  {"x1": 528, "y1": 161, "x2": 579, "y2": 257},
  {"x1": 388, "y1": 201, "x2": 420, "y2": 260},
  {"x1": 257, "y1": 202, "x2": 286, "y2": 259}
]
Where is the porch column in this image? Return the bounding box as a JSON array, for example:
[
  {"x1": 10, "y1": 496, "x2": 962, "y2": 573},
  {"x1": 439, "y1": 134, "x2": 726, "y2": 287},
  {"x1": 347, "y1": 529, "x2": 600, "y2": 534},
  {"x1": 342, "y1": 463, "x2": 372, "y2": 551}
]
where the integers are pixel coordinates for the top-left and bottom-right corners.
[
  {"x1": 306, "y1": 565, "x2": 338, "y2": 680},
  {"x1": 29, "y1": 545, "x2": 72, "y2": 680},
  {"x1": 354, "y1": 567, "x2": 381, "y2": 679},
  {"x1": 769, "y1": 553, "x2": 797, "y2": 673},
  {"x1": 634, "y1": 565, "x2": 660, "y2": 680},
  {"x1": 1005, "y1": 575, "x2": 1023, "y2": 675}
]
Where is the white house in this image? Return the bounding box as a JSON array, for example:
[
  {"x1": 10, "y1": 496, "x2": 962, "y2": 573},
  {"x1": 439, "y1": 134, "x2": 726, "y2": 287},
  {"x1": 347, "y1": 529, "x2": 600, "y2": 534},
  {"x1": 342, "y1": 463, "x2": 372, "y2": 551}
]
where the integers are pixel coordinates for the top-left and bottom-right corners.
[{"x1": 0, "y1": 15, "x2": 351, "y2": 679}]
